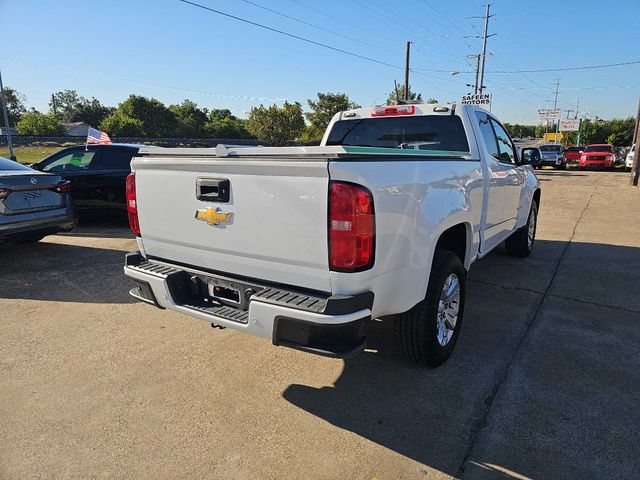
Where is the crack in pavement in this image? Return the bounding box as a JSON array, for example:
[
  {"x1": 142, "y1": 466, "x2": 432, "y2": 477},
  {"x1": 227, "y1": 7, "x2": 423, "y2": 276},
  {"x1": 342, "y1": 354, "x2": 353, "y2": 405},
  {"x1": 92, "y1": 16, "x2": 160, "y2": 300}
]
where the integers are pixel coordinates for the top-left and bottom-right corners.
[
  {"x1": 468, "y1": 279, "x2": 640, "y2": 315},
  {"x1": 455, "y1": 186, "x2": 598, "y2": 478}
]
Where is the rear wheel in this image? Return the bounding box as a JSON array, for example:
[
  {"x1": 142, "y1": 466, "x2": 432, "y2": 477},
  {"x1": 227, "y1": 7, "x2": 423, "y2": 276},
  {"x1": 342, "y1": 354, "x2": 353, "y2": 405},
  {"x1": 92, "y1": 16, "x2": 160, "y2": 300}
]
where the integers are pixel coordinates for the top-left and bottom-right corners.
[
  {"x1": 394, "y1": 250, "x2": 466, "y2": 367},
  {"x1": 505, "y1": 201, "x2": 537, "y2": 257}
]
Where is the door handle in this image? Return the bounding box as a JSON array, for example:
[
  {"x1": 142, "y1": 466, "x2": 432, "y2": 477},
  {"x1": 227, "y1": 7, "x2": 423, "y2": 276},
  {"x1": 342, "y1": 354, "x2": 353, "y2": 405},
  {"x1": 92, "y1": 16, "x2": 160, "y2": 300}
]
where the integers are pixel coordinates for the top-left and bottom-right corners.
[{"x1": 196, "y1": 178, "x2": 230, "y2": 202}]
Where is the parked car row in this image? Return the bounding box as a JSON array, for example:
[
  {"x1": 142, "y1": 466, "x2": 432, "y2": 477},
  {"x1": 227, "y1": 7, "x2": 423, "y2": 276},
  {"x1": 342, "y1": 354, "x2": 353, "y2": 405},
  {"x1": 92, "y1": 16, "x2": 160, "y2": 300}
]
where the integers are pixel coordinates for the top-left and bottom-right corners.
[
  {"x1": 626, "y1": 144, "x2": 636, "y2": 171},
  {"x1": 532, "y1": 143, "x2": 629, "y2": 171},
  {"x1": 1, "y1": 144, "x2": 143, "y2": 245}
]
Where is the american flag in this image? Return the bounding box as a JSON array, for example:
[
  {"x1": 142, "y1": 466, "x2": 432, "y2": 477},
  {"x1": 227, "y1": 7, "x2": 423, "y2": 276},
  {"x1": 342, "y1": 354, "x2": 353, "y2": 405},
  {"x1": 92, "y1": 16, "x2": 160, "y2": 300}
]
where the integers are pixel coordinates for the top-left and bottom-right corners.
[{"x1": 87, "y1": 127, "x2": 112, "y2": 145}]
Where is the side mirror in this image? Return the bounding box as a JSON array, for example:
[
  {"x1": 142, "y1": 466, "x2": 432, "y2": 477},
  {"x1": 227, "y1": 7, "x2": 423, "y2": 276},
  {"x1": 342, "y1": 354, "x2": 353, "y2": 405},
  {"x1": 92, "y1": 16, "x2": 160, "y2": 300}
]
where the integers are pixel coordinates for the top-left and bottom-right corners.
[
  {"x1": 520, "y1": 147, "x2": 541, "y2": 166},
  {"x1": 30, "y1": 163, "x2": 42, "y2": 171}
]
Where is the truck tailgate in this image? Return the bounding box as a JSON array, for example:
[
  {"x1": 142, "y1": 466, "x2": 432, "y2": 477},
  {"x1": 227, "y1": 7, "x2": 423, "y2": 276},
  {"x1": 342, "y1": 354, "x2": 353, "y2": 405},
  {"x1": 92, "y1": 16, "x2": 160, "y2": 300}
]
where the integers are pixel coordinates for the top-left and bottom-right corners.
[{"x1": 133, "y1": 156, "x2": 331, "y2": 292}]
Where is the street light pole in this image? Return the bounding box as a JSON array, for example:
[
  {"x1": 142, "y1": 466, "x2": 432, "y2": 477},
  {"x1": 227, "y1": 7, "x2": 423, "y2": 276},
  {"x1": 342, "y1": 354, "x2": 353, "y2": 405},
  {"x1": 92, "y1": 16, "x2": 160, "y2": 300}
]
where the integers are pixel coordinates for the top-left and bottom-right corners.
[{"x1": 0, "y1": 66, "x2": 16, "y2": 161}]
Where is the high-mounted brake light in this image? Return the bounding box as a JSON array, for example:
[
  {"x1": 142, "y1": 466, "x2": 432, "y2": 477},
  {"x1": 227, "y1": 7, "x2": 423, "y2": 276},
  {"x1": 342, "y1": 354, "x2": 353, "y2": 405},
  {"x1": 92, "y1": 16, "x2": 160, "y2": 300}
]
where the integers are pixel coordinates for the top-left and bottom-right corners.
[
  {"x1": 329, "y1": 182, "x2": 375, "y2": 272},
  {"x1": 371, "y1": 105, "x2": 415, "y2": 117},
  {"x1": 126, "y1": 173, "x2": 140, "y2": 236}
]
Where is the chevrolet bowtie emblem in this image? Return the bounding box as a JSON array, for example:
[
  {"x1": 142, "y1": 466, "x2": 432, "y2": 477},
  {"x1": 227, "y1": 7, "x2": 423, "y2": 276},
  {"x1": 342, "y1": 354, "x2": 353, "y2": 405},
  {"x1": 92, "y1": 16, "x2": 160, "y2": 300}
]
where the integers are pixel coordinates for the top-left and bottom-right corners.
[{"x1": 195, "y1": 207, "x2": 233, "y2": 225}]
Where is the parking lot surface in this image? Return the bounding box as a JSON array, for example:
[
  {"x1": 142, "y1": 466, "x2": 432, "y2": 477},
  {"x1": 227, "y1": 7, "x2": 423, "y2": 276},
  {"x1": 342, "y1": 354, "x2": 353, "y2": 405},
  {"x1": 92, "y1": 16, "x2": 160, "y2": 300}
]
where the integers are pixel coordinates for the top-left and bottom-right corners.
[{"x1": 1, "y1": 171, "x2": 639, "y2": 479}]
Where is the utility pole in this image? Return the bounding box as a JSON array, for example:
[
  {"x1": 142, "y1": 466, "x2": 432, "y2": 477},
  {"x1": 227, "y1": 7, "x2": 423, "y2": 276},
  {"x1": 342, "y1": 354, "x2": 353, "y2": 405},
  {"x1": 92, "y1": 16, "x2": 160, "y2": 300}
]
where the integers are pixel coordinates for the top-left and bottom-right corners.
[
  {"x1": 478, "y1": 4, "x2": 495, "y2": 95},
  {"x1": 466, "y1": 5, "x2": 494, "y2": 95},
  {"x1": 631, "y1": 96, "x2": 640, "y2": 186},
  {"x1": 404, "y1": 41, "x2": 411, "y2": 101},
  {"x1": 0, "y1": 66, "x2": 16, "y2": 161},
  {"x1": 552, "y1": 79, "x2": 560, "y2": 144}
]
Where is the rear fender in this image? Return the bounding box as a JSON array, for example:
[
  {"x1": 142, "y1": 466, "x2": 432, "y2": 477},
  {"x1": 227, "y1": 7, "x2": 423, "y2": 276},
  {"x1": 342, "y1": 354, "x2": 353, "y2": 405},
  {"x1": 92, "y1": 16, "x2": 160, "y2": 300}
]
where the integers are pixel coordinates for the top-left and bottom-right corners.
[{"x1": 516, "y1": 169, "x2": 540, "y2": 228}]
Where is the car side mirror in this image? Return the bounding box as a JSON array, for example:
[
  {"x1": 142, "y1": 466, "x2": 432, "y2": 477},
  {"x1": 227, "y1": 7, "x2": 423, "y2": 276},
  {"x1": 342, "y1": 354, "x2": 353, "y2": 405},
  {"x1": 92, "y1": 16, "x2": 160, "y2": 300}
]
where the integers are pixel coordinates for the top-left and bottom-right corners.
[
  {"x1": 30, "y1": 163, "x2": 42, "y2": 171},
  {"x1": 520, "y1": 147, "x2": 540, "y2": 166}
]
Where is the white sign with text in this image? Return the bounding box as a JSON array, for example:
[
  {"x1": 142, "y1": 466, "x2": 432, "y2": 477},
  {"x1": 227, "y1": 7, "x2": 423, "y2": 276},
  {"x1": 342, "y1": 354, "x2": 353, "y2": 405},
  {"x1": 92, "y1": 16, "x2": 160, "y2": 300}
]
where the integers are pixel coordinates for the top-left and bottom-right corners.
[{"x1": 461, "y1": 93, "x2": 492, "y2": 110}]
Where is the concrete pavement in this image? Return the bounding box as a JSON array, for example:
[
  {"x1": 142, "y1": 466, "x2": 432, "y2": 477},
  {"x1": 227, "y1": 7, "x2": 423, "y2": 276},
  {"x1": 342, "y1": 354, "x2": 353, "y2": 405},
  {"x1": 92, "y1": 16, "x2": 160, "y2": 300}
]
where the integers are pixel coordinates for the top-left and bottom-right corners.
[{"x1": 0, "y1": 170, "x2": 638, "y2": 479}]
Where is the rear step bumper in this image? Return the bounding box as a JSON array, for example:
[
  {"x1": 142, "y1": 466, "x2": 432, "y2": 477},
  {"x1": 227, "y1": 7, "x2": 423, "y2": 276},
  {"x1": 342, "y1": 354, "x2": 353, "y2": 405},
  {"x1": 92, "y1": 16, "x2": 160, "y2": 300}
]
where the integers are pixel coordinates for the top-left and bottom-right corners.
[{"x1": 124, "y1": 252, "x2": 373, "y2": 359}]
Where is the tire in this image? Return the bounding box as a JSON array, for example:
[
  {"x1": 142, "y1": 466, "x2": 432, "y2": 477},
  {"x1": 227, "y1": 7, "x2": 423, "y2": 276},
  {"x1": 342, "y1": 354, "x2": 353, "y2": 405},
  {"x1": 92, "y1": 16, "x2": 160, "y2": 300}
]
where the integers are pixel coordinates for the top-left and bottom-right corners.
[
  {"x1": 558, "y1": 164, "x2": 566, "y2": 170},
  {"x1": 394, "y1": 250, "x2": 466, "y2": 367},
  {"x1": 505, "y1": 201, "x2": 538, "y2": 257}
]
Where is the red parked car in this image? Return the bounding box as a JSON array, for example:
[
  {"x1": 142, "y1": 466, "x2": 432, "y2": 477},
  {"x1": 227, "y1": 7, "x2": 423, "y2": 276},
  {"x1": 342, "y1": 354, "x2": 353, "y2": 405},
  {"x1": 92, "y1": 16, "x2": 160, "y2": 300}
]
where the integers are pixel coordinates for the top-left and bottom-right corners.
[
  {"x1": 580, "y1": 144, "x2": 615, "y2": 170},
  {"x1": 563, "y1": 146, "x2": 584, "y2": 164}
]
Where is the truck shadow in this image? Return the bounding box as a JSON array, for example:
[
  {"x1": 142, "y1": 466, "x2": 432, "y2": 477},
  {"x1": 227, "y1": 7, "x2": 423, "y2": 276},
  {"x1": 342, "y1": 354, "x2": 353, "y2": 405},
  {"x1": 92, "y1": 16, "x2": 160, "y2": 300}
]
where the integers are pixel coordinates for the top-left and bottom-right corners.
[{"x1": 282, "y1": 239, "x2": 640, "y2": 479}]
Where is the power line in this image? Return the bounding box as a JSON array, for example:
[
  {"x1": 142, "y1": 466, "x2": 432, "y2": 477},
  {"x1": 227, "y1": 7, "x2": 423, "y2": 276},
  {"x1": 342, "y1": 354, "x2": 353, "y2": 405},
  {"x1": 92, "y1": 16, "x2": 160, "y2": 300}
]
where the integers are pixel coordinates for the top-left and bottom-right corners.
[
  {"x1": 236, "y1": 0, "x2": 395, "y2": 54},
  {"x1": 178, "y1": 0, "x2": 401, "y2": 70},
  {"x1": 414, "y1": 59, "x2": 640, "y2": 74},
  {"x1": 0, "y1": 52, "x2": 288, "y2": 104}
]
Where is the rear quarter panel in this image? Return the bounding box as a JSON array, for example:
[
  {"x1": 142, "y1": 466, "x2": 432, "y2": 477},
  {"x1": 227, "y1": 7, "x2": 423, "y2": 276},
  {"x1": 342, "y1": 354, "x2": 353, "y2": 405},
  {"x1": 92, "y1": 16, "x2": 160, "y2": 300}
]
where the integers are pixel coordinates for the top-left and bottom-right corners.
[{"x1": 329, "y1": 159, "x2": 484, "y2": 317}]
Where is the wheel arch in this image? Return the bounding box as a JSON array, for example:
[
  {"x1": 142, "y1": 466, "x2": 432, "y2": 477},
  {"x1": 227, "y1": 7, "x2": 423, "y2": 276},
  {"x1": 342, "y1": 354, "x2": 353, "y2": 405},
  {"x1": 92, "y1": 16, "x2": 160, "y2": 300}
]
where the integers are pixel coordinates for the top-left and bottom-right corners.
[{"x1": 433, "y1": 221, "x2": 473, "y2": 271}]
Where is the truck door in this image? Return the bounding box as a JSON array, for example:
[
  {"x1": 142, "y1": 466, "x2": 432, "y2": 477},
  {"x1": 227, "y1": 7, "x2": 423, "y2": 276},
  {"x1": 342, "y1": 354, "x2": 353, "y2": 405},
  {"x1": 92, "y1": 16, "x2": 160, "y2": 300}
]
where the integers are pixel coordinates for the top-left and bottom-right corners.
[
  {"x1": 488, "y1": 118, "x2": 524, "y2": 227},
  {"x1": 473, "y1": 111, "x2": 522, "y2": 254}
]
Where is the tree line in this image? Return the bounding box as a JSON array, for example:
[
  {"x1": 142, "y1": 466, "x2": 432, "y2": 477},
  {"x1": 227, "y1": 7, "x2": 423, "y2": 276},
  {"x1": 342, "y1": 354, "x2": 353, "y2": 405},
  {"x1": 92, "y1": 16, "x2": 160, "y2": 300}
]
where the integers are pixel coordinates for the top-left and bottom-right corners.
[
  {"x1": 6, "y1": 84, "x2": 632, "y2": 147},
  {"x1": 1, "y1": 83, "x2": 435, "y2": 146},
  {"x1": 503, "y1": 117, "x2": 635, "y2": 146}
]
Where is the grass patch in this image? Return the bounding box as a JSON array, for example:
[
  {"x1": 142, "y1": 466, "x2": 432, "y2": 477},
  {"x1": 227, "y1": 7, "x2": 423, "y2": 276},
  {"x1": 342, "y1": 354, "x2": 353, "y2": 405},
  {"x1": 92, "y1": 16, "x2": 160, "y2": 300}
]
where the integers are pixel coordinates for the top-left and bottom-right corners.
[{"x1": 0, "y1": 146, "x2": 64, "y2": 164}]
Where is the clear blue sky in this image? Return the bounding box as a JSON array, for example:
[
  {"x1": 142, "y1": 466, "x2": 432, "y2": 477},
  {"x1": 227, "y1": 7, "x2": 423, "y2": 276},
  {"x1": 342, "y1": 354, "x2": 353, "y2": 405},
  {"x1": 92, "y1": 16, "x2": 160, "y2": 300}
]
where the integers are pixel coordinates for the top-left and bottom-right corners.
[{"x1": 2, "y1": 0, "x2": 639, "y2": 124}]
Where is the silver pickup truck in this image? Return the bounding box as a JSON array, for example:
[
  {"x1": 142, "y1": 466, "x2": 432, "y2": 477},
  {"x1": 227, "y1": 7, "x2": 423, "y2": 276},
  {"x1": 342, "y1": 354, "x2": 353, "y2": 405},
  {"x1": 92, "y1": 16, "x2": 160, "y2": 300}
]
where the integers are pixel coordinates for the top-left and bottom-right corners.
[{"x1": 124, "y1": 103, "x2": 540, "y2": 366}]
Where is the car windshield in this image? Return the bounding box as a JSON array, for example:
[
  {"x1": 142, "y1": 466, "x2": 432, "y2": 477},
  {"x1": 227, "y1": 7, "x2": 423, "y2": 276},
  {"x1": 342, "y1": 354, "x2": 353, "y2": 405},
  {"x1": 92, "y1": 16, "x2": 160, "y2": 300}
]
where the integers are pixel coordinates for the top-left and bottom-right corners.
[
  {"x1": 539, "y1": 145, "x2": 562, "y2": 152},
  {"x1": 585, "y1": 145, "x2": 613, "y2": 153},
  {"x1": 326, "y1": 115, "x2": 470, "y2": 153},
  {"x1": 0, "y1": 157, "x2": 33, "y2": 172},
  {"x1": 567, "y1": 147, "x2": 582, "y2": 152}
]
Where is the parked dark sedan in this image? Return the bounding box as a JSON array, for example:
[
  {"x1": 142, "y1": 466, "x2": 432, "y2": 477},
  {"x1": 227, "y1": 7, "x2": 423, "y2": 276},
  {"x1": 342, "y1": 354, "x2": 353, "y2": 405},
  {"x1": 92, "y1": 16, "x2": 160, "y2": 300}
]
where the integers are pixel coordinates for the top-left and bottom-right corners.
[
  {"x1": 0, "y1": 156, "x2": 77, "y2": 244},
  {"x1": 31, "y1": 144, "x2": 144, "y2": 215}
]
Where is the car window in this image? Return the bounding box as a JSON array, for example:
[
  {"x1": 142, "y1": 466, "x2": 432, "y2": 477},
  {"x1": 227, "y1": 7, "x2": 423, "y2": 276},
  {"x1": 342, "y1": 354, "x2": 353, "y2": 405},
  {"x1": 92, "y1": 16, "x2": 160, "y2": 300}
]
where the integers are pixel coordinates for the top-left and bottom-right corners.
[
  {"x1": 326, "y1": 116, "x2": 470, "y2": 152},
  {"x1": 98, "y1": 149, "x2": 136, "y2": 170},
  {"x1": 490, "y1": 119, "x2": 516, "y2": 164},
  {"x1": 474, "y1": 112, "x2": 499, "y2": 159},
  {"x1": 540, "y1": 145, "x2": 563, "y2": 152},
  {"x1": 42, "y1": 150, "x2": 97, "y2": 172},
  {"x1": 585, "y1": 145, "x2": 613, "y2": 153}
]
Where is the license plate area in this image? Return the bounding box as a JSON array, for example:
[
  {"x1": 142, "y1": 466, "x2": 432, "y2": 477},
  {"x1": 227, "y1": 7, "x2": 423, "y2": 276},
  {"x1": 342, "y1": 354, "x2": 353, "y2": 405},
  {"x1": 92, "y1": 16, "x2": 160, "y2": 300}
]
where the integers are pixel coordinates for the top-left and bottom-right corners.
[{"x1": 206, "y1": 276, "x2": 259, "y2": 310}]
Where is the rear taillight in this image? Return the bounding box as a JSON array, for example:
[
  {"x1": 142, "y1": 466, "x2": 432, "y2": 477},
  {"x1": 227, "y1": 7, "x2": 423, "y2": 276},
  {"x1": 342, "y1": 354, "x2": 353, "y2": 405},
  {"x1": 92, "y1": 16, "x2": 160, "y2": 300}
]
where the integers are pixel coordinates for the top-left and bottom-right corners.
[
  {"x1": 0, "y1": 188, "x2": 9, "y2": 199},
  {"x1": 56, "y1": 181, "x2": 72, "y2": 193},
  {"x1": 329, "y1": 182, "x2": 375, "y2": 272},
  {"x1": 126, "y1": 173, "x2": 140, "y2": 236},
  {"x1": 371, "y1": 105, "x2": 415, "y2": 117}
]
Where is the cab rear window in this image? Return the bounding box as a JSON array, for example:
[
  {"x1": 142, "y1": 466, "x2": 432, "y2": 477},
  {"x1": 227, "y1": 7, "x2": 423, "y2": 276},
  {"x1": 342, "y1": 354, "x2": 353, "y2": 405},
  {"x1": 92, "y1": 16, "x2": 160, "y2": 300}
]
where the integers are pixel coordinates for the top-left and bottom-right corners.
[{"x1": 326, "y1": 116, "x2": 470, "y2": 152}]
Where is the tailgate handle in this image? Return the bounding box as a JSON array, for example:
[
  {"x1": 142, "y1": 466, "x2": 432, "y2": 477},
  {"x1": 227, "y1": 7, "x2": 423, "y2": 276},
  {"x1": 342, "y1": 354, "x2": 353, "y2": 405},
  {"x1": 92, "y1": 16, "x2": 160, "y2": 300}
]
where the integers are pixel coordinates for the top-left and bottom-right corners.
[{"x1": 196, "y1": 178, "x2": 230, "y2": 202}]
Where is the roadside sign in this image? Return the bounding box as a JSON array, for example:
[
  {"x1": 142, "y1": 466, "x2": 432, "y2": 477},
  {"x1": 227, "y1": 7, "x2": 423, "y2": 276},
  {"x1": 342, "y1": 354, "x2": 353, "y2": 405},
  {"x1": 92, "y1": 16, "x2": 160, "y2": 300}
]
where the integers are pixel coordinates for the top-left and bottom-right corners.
[
  {"x1": 559, "y1": 118, "x2": 580, "y2": 131},
  {"x1": 538, "y1": 108, "x2": 561, "y2": 121},
  {"x1": 461, "y1": 93, "x2": 492, "y2": 110},
  {"x1": 544, "y1": 132, "x2": 563, "y2": 142}
]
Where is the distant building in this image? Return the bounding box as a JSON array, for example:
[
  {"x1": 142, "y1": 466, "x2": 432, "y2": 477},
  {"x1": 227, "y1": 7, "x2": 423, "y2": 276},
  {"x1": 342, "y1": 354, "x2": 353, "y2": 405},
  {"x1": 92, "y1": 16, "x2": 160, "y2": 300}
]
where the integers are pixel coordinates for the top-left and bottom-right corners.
[{"x1": 63, "y1": 122, "x2": 91, "y2": 137}]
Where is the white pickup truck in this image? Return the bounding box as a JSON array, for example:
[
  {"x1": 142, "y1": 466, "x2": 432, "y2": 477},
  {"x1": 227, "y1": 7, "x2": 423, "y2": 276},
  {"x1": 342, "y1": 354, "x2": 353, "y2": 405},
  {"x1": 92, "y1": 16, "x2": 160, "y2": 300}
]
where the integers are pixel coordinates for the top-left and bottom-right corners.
[{"x1": 124, "y1": 103, "x2": 540, "y2": 366}]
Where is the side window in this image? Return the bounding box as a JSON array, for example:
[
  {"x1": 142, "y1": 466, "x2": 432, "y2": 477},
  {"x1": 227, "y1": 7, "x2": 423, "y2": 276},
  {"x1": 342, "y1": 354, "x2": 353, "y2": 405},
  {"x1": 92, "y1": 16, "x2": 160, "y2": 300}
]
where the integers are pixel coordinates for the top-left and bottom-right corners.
[
  {"x1": 98, "y1": 149, "x2": 135, "y2": 170},
  {"x1": 490, "y1": 119, "x2": 516, "y2": 164},
  {"x1": 475, "y1": 111, "x2": 499, "y2": 159},
  {"x1": 42, "y1": 150, "x2": 98, "y2": 172}
]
